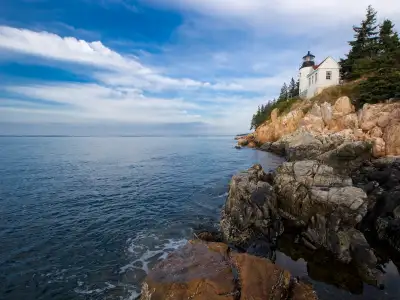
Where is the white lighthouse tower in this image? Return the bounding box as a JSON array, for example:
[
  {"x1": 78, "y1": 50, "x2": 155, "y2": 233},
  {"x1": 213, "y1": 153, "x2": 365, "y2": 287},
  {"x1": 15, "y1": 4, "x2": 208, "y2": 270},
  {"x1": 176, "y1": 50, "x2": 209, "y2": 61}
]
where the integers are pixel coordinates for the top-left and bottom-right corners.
[{"x1": 299, "y1": 51, "x2": 315, "y2": 98}]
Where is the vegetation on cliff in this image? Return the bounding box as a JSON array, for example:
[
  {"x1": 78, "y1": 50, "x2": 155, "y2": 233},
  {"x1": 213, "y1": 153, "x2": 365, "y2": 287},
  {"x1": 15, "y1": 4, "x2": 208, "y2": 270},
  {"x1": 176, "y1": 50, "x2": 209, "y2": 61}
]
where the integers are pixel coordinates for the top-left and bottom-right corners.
[
  {"x1": 341, "y1": 5, "x2": 400, "y2": 105},
  {"x1": 250, "y1": 79, "x2": 300, "y2": 130}
]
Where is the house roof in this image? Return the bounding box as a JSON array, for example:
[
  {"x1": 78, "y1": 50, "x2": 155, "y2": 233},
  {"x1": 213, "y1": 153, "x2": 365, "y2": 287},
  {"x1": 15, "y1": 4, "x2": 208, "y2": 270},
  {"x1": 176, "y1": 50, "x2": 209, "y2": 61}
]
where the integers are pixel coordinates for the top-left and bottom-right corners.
[{"x1": 312, "y1": 57, "x2": 329, "y2": 70}]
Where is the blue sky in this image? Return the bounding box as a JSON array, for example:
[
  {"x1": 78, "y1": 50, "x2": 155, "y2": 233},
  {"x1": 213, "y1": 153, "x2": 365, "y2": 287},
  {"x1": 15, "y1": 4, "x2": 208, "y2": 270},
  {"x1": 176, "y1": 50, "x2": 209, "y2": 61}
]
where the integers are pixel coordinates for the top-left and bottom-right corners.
[{"x1": 1, "y1": 0, "x2": 399, "y2": 135}]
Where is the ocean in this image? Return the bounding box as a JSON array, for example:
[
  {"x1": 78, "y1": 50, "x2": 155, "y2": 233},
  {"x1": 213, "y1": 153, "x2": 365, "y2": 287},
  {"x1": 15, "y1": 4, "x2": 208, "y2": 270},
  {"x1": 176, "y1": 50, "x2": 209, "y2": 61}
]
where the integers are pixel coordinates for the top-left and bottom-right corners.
[{"x1": 0, "y1": 136, "x2": 399, "y2": 300}]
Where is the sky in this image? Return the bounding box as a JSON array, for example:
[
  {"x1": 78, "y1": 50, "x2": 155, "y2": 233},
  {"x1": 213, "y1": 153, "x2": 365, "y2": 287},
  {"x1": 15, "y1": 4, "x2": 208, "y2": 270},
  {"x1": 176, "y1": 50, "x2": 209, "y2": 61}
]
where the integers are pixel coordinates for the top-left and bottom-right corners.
[{"x1": 1, "y1": 0, "x2": 400, "y2": 135}]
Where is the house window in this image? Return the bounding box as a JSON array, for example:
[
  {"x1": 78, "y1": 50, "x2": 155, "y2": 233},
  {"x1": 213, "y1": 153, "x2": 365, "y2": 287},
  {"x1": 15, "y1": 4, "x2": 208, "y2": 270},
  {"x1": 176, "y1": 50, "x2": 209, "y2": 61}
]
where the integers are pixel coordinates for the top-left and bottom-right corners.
[
  {"x1": 315, "y1": 73, "x2": 318, "y2": 83},
  {"x1": 326, "y1": 71, "x2": 332, "y2": 80},
  {"x1": 309, "y1": 78, "x2": 311, "y2": 86}
]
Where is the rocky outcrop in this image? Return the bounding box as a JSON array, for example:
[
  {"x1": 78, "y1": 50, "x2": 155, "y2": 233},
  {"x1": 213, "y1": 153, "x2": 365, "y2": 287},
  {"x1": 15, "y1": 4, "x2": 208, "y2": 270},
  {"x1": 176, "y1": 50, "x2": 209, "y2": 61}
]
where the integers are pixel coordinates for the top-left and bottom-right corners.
[
  {"x1": 254, "y1": 96, "x2": 400, "y2": 158},
  {"x1": 140, "y1": 240, "x2": 318, "y2": 300},
  {"x1": 222, "y1": 164, "x2": 382, "y2": 286},
  {"x1": 260, "y1": 129, "x2": 372, "y2": 173},
  {"x1": 220, "y1": 164, "x2": 280, "y2": 248},
  {"x1": 272, "y1": 160, "x2": 380, "y2": 285}
]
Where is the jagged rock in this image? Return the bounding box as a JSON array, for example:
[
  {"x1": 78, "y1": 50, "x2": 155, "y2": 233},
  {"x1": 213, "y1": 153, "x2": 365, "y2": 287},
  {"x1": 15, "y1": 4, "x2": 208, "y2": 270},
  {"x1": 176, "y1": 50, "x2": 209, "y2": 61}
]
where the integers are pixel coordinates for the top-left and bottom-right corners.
[
  {"x1": 317, "y1": 141, "x2": 372, "y2": 173},
  {"x1": 140, "y1": 240, "x2": 318, "y2": 300},
  {"x1": 220, "y1": 164, "x2": 280, "y2": 247},
  {"x1": 273, "y1": 160, "x2": 380, "y2": 284},
  {"x1": 222, "y1": 163, "x2": 381, "y2": 286}
]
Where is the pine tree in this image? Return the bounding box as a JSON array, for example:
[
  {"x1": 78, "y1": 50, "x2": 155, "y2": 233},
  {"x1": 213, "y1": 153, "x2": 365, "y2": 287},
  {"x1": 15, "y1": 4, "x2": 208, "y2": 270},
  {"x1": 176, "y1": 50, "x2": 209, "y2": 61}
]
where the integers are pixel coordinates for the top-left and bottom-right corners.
[
  {"x1": 294, "y1": 79, "x2": 300, "y2": 97},
  {"x1": 288, "y1": 77, "x2": 296, "y2": 98},
  {"x1": 340, "y1": 5, "x2": 379, "y2": 80},
  {"x1": 378, "y1": 19, "x2": 400, "y2": 54},
  {"x1": 279, "y1": 83, "x2": 288, "y2": 101},
  {"x1": 359, "y1": 19, "x2": 400, "y2": 104}
]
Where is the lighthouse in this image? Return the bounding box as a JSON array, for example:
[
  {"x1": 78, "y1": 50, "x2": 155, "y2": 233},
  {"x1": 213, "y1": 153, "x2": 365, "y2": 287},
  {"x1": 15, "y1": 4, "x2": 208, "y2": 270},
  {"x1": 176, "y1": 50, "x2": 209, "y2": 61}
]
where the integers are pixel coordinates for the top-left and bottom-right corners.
[{"x1": 299, "y1": 51, "x2": 315, "y2": 98}]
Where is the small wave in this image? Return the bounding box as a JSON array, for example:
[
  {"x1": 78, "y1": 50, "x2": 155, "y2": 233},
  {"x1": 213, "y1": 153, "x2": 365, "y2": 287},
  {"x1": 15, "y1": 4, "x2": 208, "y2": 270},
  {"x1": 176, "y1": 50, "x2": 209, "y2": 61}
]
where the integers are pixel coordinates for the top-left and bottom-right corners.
[
  {"x1": 74, "y1": 282, "x2": 116, "y2": 295},
  {"x1": 121, "y1": 237, "x2": 187, "y2": 274},
  {"x1": 120, "y1": 235, "x2": 187, "y2": 298},
  {"x1": 217, "y1": 192, "x2": 229, "y2": 198}
]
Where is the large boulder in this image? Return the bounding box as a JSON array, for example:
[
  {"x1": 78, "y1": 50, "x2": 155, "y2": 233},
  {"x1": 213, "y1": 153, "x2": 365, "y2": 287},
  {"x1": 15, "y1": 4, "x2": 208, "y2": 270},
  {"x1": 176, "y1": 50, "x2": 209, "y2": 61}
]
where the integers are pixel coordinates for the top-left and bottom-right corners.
[
  {"x1": 316, "y1": 141, "x2": 372, "y2": 173},
  {"x1": 301, "y1": 104, "x2": 325, "y2": 133},
  {"x1": 284, "y1": 130, "x2": 324, "y2": 161},
  {"x1": 333, "y1": 96, "x2": 355, "y2": 117},
  {"x1": 140, "y1": 240, "x2": 318, "y2": 300},
  {"x1": 220, "y1": 164, "x2": 280, "y2": 248},
  {"x1": 273, "y1": 160, "x2": 380, "y2": 284}
]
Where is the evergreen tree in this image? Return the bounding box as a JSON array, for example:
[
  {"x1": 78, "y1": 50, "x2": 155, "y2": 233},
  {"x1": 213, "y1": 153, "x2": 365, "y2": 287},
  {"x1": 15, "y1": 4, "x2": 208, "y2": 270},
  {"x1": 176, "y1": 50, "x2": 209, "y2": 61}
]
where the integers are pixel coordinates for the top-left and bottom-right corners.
[
  {"x1": 279, "y1": 83, "x2": 288, "y2": 100},
  {"x1": 378, "y1": 19, "x2": 400, "y2": 54},
  {"x1": 340, "y1": 5, "x2": 379, "y2": 80},
  {"x1": 359, "y1": 19, "x2": 400, "y2": 104},
  {"x1": 288, "y1": 77, "x2": 296, "y2": 98},
  {"x1": 294, "y1": 79, "x2": 300, "y2": 97}
]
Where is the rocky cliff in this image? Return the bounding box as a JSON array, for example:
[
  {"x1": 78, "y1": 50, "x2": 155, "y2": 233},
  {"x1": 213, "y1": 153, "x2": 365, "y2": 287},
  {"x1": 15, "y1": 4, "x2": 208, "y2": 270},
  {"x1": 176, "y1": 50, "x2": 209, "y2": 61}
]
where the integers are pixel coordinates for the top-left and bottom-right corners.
[{"x1": 251, "y1": 96, "x2": 400, "y2": 158}]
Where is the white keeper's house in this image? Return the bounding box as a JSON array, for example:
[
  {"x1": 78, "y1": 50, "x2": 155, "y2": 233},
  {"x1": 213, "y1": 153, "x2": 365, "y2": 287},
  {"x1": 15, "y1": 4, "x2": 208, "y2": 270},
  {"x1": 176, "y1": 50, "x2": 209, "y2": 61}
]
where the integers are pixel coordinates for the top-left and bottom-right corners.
[{"x1": 299, "y1": 51, "x2": 340, "y2": 99}]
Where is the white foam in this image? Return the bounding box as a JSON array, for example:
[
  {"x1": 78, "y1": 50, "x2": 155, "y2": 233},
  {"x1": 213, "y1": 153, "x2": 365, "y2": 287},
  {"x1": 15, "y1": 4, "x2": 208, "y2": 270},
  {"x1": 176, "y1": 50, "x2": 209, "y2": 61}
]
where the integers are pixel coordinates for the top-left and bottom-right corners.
[
  {"x1": 119, "y1": 235, "x2": 187, "y2": 299},
  {"x1": 74, "y1": 281, "x2": 116, "y2": 295},
  {"x1": 217, "y1": 192, "x2": 229, "y2": 198},
  {"x1": 120, "y1": 237, "x2": 187, "y2": 274}
]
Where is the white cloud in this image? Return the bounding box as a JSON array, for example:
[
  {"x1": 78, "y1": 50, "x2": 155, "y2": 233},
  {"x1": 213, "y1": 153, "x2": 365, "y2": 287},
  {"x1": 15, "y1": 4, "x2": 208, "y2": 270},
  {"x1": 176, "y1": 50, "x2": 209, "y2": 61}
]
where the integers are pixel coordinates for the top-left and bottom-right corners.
[
  {"x1": 144, "y1": 0, "x2": 400, "y2": 31},
  {"x1": 3, "y1": 83, "x2": 204, "y2": 123}
]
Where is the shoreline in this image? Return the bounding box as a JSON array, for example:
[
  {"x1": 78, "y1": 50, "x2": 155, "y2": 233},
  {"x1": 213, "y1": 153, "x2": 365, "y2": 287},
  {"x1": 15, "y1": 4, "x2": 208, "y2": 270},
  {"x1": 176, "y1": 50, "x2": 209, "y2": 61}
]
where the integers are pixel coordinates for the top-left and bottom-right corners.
[{"x1": 137, "y1": 125, "x2": 400, "y2": 299}]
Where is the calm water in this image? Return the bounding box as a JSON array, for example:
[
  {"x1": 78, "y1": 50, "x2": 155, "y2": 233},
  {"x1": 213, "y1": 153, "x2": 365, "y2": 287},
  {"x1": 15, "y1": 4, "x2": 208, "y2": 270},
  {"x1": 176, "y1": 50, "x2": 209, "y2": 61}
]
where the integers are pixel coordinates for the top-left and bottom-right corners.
[{"x1": 0, "y1": 136, "x2": 399, "y2": 300}]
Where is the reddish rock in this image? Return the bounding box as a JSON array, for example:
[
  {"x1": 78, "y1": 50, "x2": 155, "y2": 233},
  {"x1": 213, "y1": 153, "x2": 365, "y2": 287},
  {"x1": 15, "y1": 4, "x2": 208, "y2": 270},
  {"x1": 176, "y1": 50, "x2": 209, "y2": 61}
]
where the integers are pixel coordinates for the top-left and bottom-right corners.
[
  {"x1": 140, "y1": 241, "x2": 236, "y2": 300},
  {"x1": 231, "y1": 253, "x2": 291, "y2": 300},
  {"x1": 140, "y1": 241, "x2": 318, "y2": 300}
]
